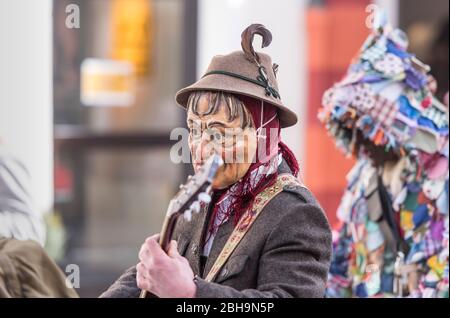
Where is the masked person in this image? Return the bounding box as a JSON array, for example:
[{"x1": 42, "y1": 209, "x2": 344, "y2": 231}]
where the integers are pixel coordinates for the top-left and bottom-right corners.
[
  {"x1": 101, "y1": 24, "x2": 332, "y2": 298},
  {"x1": 320, "y1": 18, "x2": 449, "y2": 298}
]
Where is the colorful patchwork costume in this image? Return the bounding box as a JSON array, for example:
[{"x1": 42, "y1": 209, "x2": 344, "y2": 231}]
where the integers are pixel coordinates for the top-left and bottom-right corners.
[{"x1": 320, "y1": 19, "x2": 449, "y2": 298}]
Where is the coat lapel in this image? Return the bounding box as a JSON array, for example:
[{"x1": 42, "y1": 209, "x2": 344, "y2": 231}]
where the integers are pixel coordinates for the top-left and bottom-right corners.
[
  {"x1": 185, "y1": 204, "x2": 210, "y2": 276},
  {"x1": 202, "y1": 218, "x2": 235, "y2": 278}
]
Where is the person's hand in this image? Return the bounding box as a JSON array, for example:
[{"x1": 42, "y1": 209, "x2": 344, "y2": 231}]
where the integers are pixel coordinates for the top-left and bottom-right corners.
[{"x1": 136, "y1": 234, "x2": 196, "y2": 298}]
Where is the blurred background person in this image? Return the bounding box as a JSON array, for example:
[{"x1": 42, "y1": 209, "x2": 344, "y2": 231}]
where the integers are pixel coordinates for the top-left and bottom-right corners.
[
  {"x1": 0, "y1": 237, "x2": 79, "y2": 298},
  {"x1": 0, "y1": 139, "x2": 78, "y2": 298}
]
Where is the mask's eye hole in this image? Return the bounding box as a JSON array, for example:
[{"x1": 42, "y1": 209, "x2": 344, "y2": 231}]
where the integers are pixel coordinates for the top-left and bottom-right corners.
[
  {"x1": 206, "y1": 128, "x2": 224, "y2": 143},
  {"x1": 189, "y1": 126, "x2": 202, "y2": 139},
  {"x1": 213, "y1": 132, "x2": 222, "y2": 142}
]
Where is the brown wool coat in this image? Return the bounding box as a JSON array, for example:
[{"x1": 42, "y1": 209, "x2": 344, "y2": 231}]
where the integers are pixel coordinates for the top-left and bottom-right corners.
[
  {"x1": 0, "y1": 238, "x2": 79, "y2": 298},
  {"x1": 100, "y1": 161, "x2": 332, "y2": 298}
]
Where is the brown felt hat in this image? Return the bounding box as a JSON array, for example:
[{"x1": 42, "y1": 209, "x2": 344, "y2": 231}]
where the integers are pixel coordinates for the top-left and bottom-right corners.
[{"x1": 175, "y1": 24, "x2": 298, "y2": 128}]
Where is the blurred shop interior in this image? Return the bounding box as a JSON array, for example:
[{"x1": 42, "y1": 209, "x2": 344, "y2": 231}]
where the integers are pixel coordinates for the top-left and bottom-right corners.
[{"x1": 0, "y1": 0, "x2": 448, "y2": 296}]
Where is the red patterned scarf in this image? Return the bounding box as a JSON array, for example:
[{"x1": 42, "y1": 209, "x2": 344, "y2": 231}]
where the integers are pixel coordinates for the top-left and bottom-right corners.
[{"x1": 205, "y1": 96, "x2": 299, "y2": 242}]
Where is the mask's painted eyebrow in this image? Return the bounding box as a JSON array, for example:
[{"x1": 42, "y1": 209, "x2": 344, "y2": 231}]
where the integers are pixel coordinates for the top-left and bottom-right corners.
[{"x1": 207, "y1": 121, "x2": 228, "y2": 128}]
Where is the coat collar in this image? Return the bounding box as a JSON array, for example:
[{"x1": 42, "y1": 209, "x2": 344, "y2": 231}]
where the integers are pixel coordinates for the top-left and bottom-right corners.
[{"x1": 194, "y1": 158, "x2": 293, "y2": 277}]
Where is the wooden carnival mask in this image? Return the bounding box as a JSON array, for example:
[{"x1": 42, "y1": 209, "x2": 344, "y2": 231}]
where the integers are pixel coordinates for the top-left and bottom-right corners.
[{"x1": 187, "y1": 91, "x2": 257, "y2": 189}]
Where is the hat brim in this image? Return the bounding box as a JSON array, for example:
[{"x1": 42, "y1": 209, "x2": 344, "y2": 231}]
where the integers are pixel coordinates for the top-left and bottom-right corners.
[{"x1": 175, "y1": 73, "x2": 298, "y2": 128}]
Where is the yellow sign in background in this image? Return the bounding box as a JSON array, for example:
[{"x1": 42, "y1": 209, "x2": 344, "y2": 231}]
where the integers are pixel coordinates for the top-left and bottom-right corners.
[{"x1": 111, "y1": 0, "x2": 153, "y2": 76}]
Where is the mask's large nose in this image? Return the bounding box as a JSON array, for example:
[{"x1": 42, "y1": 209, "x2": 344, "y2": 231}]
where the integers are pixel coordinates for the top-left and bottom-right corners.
[{"x1": 192, "y1": 131, "x2": 218, "y2": 169}]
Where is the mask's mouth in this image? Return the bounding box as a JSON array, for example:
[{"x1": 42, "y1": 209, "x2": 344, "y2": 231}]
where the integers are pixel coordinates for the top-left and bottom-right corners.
[{"x1": 192, "y1": 149, "x2": 224, "y2": 169}]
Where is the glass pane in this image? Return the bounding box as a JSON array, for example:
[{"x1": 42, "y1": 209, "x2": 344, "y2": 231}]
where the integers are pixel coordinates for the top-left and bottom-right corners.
[
  {"x1": 53, "y1": 0, "x2": 185, "y2": 131},
  {"x1": 64, "y1": 148, "x2": 181, "y2": 297}
]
